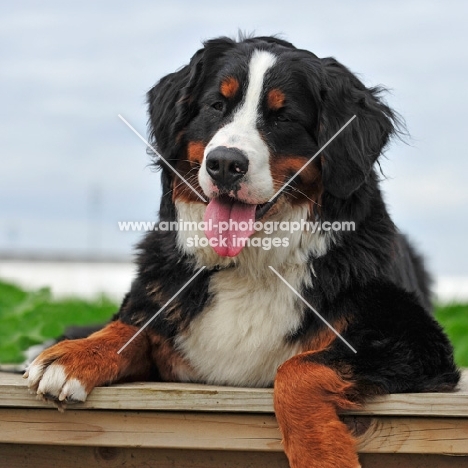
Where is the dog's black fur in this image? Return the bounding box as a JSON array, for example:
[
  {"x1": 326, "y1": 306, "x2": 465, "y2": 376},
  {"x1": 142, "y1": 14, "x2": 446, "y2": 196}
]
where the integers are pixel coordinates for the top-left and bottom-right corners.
[
  {"x1": 26, "y1": 35, "x2": 460, "y2": 468},
  {"x1": 116, "y1": 36, "x2": 458, "y2": 395}
]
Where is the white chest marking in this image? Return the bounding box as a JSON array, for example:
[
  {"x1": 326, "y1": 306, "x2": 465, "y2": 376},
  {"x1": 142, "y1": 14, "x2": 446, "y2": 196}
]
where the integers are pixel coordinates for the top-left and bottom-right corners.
[{"x1": 175, "y1": 265, "x2": 308, "y2": 387}]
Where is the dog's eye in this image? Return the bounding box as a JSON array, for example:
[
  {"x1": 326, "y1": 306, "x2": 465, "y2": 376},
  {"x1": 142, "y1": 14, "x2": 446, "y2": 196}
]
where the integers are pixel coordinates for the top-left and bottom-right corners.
[
  {"x1": 275, "y1": 114, "x2": 291, "y2": 123},
  {"x1": 211, "y1": 101, "x2": 225, "y2": 112}
]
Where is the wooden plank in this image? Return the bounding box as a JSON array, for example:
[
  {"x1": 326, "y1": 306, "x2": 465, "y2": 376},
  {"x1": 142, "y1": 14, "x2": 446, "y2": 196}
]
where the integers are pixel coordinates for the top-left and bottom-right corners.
[
  {"x1": 346, "y1": 389, "x2": 468, "y2": 417},
  {"x1": 0, "y1": 445, "x2": 290, "y2": 468},
  {"x1": 0, "y1": 408, "x2": 283, "y2": 452},
  {"x1": 1, "y1": 370, "x2": 467, "y2": 416},
  {"x1": 355, "y1": 416, "x2": 468, "y2": 455},
  {"x1": 0, "y1": 444, "x2": 466, "y2": 468},
  {"x1": 0, "y1": 373, "x2": 274, "y2": 413},
  {"x1": 0, "y1": 408, "x2": 467, "y2": 454},
  {"x1": 360, "y1": 454, "x2": 468, "y2": 468}
]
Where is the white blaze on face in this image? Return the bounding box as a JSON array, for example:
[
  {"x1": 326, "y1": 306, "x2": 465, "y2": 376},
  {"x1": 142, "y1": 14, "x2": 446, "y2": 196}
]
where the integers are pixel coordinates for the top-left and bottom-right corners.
[{"x1": 199, "y1": 49, "x2": 277, "y2": 203}]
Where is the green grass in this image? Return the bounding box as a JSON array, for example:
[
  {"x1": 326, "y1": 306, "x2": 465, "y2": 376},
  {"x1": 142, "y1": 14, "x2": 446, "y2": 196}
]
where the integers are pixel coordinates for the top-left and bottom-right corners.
[
  {"x1": 0, "y1": 279, "x2": 467, "y2": 367},
  {"x1": 0, "y1": 280, "x2": 117, "y2": 363},
  {"x1": 435, "y1": 303, "x2": 468, "y2": 367}
]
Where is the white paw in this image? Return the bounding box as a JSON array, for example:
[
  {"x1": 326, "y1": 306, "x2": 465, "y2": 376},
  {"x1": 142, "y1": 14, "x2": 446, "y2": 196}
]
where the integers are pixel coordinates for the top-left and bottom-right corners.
[{"x1": 25, "y1": 362, "x2": 88, "y2": 407}]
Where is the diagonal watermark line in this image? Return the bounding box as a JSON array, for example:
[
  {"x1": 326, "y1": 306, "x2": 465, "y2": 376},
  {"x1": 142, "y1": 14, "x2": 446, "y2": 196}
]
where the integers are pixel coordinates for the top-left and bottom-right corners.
[
  {"x1": 117, "y1": 266, "x2": 207, "y2": 354},
  {"x1": 118, "y1": 114, "x2": 207, "y2": 203},
  {"x1": 268, "y1": 266, "x2": 357, "y2": 354},
  {"x1": 268, "y1": 115, "x2": 357, "y2": 203}
]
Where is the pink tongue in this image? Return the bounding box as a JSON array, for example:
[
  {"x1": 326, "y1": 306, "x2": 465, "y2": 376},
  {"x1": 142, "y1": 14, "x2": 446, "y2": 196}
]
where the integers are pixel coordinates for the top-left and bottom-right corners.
[{"x1": 204, "y1": 198, "x2": 257, "y2": 257}]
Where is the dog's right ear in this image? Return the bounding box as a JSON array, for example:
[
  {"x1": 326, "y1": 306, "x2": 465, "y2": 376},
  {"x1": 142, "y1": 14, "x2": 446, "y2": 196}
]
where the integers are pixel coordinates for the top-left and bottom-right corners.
[
  {"x1": 146, "y1": 49, "x2": 203, "y2": 158},
  {"x1": 147, "y1": 37, "x2": 236, "y2": 159}
]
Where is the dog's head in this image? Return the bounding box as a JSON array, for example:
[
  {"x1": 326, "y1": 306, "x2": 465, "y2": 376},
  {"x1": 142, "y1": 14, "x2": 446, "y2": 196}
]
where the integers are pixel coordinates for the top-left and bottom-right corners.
[{"x1": 147, "y1": 36, "x2": 397, "y2": 257}]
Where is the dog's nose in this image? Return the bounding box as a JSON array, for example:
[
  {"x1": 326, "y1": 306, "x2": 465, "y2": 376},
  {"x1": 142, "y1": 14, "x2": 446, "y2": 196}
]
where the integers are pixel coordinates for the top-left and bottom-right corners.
[{"x1": 205, "y1": 147, "x2": 249, "y2": 187}]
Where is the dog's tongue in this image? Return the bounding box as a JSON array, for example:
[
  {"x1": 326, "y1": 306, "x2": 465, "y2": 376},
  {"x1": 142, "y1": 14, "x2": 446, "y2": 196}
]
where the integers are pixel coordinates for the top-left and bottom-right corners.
[{"x1": 204, "y1": 198, "x2": 257, "y2": 257}]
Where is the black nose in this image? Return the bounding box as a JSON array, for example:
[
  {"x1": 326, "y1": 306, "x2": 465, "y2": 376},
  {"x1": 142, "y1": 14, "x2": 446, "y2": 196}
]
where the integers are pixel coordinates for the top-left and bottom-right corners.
[{"x1": 205, "y1": 147, "x2": 249, "y2": 188}]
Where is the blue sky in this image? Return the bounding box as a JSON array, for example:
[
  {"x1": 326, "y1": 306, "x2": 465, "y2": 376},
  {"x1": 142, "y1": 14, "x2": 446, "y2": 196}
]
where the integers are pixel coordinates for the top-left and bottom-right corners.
[{"x1": 1, "y1": 0, "x2": 467, "y2": 274}]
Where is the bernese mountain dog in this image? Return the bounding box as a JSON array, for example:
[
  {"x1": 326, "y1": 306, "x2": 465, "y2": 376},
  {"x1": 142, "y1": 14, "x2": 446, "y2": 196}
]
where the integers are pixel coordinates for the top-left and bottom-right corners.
[{"x1": 25, "y1": 36, "x2": 460, "y2": 468}]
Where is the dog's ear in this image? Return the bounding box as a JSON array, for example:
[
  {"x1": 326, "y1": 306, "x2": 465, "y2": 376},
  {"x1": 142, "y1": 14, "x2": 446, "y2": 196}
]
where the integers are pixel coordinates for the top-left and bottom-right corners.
[
  {"x1": 147, "y1": 37, "x2": 236, "y2": 158},
  {"x1": 319, "y1": 58, "x2": 397, "y2": 199},
  {"x1": 146, "y1": 48, "x2": 203, "y2": 158}
]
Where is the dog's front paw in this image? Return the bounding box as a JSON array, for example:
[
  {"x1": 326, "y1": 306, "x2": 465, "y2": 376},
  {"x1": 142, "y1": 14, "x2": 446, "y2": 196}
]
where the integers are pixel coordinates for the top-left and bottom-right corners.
[
  {"x1": 26, "y1": 361, "x2": 88, "y2": 404},
  {"x1": 24, "y1": 339, "x2": 95, "y2": 408},
  {"x1": 23, "y1": 321, "x2": 151, "y2": 410}
]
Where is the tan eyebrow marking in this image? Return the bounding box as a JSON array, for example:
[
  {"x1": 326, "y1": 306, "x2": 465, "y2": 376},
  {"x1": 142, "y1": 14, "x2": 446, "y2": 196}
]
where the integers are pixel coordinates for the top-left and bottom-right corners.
[
  {"x1": 220, "y1": 76, "x2": 240, "y2": 99},
  {"x1": 267, "y1": 88, "x2": 285, "y2": 110}
]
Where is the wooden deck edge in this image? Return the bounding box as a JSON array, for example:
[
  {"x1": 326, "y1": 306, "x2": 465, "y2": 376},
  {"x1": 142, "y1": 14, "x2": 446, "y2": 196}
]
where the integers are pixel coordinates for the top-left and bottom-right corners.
[
  {"x1": 0, "y1": 370, "x2": 467, "y2": 416},
  {"x1": 0, "y1": 407, "x2": 467, "y2": 455},
  {"x1": 0, "y1": 445, "x2": 466, "y2": 468},
  {"x1": 1, "y1": 371, "x2": 467, "y2": 457}
]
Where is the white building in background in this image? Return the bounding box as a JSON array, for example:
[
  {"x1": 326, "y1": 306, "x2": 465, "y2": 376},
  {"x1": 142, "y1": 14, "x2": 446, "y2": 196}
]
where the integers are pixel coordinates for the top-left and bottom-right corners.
[
  {"x1": 0, "y1": 260, "x2": 135, "y2": 301},
  {"x1": 0, "y1": 259, "x2": 467, "y2": 303}
]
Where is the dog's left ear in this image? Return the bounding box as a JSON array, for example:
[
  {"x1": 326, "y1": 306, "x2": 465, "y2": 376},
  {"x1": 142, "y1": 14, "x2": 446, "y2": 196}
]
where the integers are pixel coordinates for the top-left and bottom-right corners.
[{"x1": 319, "y1": 58, "x2": 397, "y2": 199}]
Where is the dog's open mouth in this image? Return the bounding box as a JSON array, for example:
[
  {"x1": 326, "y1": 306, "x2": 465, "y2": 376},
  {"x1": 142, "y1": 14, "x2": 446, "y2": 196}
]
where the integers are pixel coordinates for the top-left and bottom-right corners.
[{"x1": 203, "y1": 195, "x2": 278, "y2": 257}]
